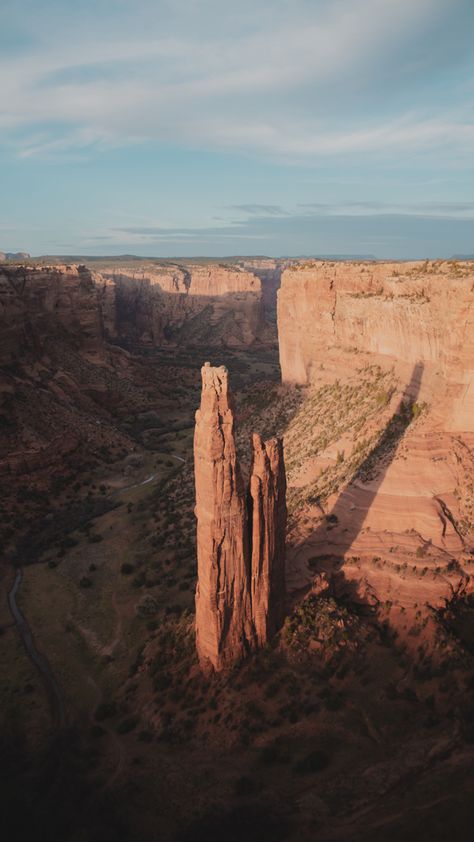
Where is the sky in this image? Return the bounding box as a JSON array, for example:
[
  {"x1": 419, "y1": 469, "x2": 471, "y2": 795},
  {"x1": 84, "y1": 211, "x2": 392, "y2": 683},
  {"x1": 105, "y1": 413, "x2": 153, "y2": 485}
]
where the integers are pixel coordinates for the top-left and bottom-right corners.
[{"x1": 1, "y1": 0, "x2": 473, "y2": 258}]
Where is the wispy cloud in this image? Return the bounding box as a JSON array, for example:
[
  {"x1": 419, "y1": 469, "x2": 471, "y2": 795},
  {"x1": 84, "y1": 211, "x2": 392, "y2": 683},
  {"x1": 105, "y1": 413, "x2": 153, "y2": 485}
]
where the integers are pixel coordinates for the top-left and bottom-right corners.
[
  {"x1": 75, "y1": 203, "x2": 474, "y2": 258},
  {"x1": 296, "y1": 200, "x2": 474, "y2": 218},
  {"x1": 1, "y1": 0, "x2": 472, "y2": 162},
  {"x1": 224, "y1": 204, "x2": 288, "y2": 216}
]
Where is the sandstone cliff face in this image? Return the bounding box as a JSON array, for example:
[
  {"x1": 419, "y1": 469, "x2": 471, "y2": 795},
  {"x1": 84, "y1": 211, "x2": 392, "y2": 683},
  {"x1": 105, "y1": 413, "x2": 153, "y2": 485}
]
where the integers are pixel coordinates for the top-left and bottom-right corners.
[
  {"x1": 0, "y1": 264, "x2": 116, "y2": 366},
  {"x1": 194, "y1": 364, "x2": 254, "y2": 670},
  {"x1": 194, "y1": 363, "x2": 286, "y2": 672},
  {"x1": 278, "y1": 261, "x2": 473, "y2": 414},
  {"x1": 240, "y1": 258, "x2": 290, "y2": 322},
  {"x1": 0, "y1": 260, "x2": 264, "y2": 364},
  {"x1": 103, "y1": 263, "x2": 264, "y2": 347},
  {"x1": 276, "y1": 260, "x2": 474, "y2": 613}
]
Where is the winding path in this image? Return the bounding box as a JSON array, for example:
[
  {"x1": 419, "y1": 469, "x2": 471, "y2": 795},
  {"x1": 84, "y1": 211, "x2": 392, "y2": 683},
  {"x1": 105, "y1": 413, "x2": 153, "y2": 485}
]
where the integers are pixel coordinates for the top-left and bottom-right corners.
[{"x1": 8, "y1": 568, "x2": 66, "y2": 729}]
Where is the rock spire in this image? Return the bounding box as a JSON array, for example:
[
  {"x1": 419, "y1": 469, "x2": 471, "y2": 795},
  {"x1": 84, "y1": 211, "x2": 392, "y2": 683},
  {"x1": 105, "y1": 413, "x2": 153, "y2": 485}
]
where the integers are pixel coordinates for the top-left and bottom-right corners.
[{"x1": 194, "y1": 362, "x2": 286, "y2": 672}]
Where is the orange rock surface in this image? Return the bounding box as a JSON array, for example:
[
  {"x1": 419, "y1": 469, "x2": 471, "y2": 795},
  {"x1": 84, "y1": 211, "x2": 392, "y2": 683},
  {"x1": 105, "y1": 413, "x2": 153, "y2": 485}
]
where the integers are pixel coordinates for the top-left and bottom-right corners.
[
  {"x1": 277, "y1": 260, "x2": 474, "y2": 612},
  {"x1": 194, "y1": 363, "x2": 287, "y2": 671},
  {"x1": 249, "y1": 433, "x2": 287, "y2": 646},
  {"x1": 102, "y1": 263, "x2": 264, "y2": 347}
]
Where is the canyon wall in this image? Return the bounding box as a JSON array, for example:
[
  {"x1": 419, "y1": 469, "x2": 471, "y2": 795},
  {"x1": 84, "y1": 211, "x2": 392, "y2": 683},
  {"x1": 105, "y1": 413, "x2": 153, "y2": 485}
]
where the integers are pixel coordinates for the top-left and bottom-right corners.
[
  {"x1": 0, "y1": 264, "x2": 116, "y2": 366},
  {"x1": 239, "y1": 258, "x2": 290, "y2": 322},
  {"x1": 102, "y1": 263, "x2": 264, "y2": 347},
  {"x1": 194, "y1": 363, "x2": 286, "y2": 672},
  {"x1": 278, "y1": 260, "x2": 474, "y2": 432},
  {"x1": 0, "y1": 261, "x2": 265, "y2": 368},
  {"x1": 277, "y1": 260, "x2": 474, "y2": 602}
]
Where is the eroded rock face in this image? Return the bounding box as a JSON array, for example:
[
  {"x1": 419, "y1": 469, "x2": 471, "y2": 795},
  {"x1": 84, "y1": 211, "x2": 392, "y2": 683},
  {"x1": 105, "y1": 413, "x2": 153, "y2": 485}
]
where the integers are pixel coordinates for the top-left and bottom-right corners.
[
  {"x1": 194, "y1": 363, "x2": 287, "y2": 672},
  {"x1": 0, "y1": 264, "x2": 116, "y2": 366},
  {"x1": 194, "y1": 364, "x2": 254, "y2": 671},
  {"x1": 102, "y1": 263, "x2": 264, "y2": 347},
  {"x1": 278, "y1": 261, "x2": 474, "y2": 406},
  {"x1": 0, "y1": 260, "x2": 264, "y2": 364},
  {"x1": 277, "y1": 260, "x2": 474, "y2": 616},
  {"x1": 250, "y1": 433, "x2": 287, "y2": 646}
]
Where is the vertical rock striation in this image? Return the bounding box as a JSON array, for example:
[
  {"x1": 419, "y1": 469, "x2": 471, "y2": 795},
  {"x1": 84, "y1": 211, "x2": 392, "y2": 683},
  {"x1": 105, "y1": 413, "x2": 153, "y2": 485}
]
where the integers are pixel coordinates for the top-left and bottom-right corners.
[
  {"x1": 194, "y1": 363, "x2": 287, "y2": 672},
  {"x1": 194, "y1": 363, "x2": 254, "y2": 671},
  {"x1": 249, "y1": 434, "x2": 287, "y2": 647}
]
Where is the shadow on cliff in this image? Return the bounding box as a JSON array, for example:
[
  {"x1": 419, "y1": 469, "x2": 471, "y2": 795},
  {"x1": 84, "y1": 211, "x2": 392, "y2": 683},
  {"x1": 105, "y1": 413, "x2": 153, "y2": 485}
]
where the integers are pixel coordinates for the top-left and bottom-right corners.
[
  {"x1": 106, "y1": 273, "x2": 267, "y2": 351},
  {"x1": 290, "y1": 362, "x2": 424, "y2": 598}
]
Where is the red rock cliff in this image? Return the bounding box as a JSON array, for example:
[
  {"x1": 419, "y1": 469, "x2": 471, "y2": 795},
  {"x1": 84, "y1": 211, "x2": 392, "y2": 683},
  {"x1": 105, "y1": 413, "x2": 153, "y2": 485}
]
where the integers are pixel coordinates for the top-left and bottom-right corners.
[
  {"x1": 278, "y1": 261, "x2": 473, "y2": 414},
  {"x1": 102, "y1": 263, "x2": 264, "y2": 347},
  {"x1": 0, "y1": 264, "x2": 116, "y2": 365},
  {"x1": 277, "y1": 260, "x2": 473, "y2": 607},
  {"x1": 194, "y1": 363, "x2": 287, "y2": 672}
]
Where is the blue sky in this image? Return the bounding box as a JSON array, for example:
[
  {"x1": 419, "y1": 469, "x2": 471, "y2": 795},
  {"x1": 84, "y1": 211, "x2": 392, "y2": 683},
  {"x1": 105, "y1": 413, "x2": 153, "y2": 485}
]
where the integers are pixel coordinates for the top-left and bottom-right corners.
[{"x1": 1, "y1": 0, "x2": 473, "y2": 258}]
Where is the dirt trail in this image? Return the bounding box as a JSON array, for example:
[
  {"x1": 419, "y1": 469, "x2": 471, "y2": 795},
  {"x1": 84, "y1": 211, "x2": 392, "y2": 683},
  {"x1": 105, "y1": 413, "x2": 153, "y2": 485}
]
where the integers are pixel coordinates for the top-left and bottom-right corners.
[{"x1": 7, "y1": 568, "x2": 66, "y2": 729}]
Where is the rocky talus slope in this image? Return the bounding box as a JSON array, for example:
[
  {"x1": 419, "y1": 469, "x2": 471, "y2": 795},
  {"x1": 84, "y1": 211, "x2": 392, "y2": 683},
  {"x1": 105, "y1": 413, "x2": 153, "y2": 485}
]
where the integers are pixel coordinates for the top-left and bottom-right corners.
[{"x1": 194, "y1": 363, "x2": 286, "y2": 671}]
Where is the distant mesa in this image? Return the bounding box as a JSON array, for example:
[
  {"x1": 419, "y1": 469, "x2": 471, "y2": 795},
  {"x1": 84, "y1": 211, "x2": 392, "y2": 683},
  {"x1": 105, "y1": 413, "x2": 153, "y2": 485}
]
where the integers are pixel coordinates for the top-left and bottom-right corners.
[{"x1": 0, "y1": 251, "x2": 30, "y2": 262}]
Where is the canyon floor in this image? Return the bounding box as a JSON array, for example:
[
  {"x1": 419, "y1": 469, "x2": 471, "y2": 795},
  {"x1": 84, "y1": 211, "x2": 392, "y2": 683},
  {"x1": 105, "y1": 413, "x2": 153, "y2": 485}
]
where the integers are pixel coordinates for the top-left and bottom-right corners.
[{"x1": 1, "y1": 268, "x2": 473, "y2": 840}]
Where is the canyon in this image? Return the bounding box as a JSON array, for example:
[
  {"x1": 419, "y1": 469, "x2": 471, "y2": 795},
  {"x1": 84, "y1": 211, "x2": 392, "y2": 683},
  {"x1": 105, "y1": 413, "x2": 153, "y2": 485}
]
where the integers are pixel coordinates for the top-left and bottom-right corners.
[
  {"x1": 100, "y1": 262, "x2": 265, "y2": 348},
  {"x1": 0, "y1": 261, "x2": 266, "y2": 360},
  {"x1": 1, "y1": 256, "x2": 473, "y2": 842}
]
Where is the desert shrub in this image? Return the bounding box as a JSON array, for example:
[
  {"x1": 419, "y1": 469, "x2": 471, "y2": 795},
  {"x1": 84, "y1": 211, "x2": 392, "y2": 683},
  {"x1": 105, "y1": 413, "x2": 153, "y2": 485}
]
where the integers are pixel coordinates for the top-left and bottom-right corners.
[
  {"x1": 132, "y1": 572, "x2": 146, "y2": 588},
  {"x1": 61, "y1": 535, "x2": 78, "y2": 549},
  {"x1": 294, "y1": 749, "x2": 330, "y2": 775},
  {"x1": 90, "y1": 724, "x2": 106, "y2": 739},
  {"x1": 116, "y1": 716, "x2": 139, "y2": 734},
  {"x1": 233, "y1": 776, "x2": 256, "y2": 797},
  {"x1": 135, "y1": 595, "x2": 159, "y2": 617},
  {"x1": 138, "y1": 729, "x2": 154, "y2": 742},
  {"x1": 121, "y1": 562, "x2": 135, "y2": 575},
  {"x1": 259, "y1": 744, "x2": 282, "y2": 765},
  {"x1": 94, "y1": 701, "x2": 117, "y2": 721},
  {"x1": 79, "y1": 576, "x2": 93, "y2": 588},
  {"x1": 153, "y1": 672, "x2": 172, "y2": 692}
]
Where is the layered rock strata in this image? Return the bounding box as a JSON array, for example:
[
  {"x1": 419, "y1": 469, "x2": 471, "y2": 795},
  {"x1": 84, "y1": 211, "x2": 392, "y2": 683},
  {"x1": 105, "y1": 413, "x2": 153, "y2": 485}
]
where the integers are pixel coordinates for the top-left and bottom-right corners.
[
  {"x1": 249, "y1": 433, "x2": 287, "y2": 646},
  {"x1": 0, "y1": 264, "x2": 116, "y2": 365},
  {"x1": 278, "y1": 260, "x2": 474, "y2": 407},
  {"x1": 0, "y1": 261, "x2": 265, "y2": 369},
  {"x1": 103, "y1": 263, "x2": 264, "y2": 347},
  {"x1": 277, "y1": 260, "x2": 473, "y2": 607},
  {"x1": 194, "y1": 363, "x2": 286, "y2": 672}
]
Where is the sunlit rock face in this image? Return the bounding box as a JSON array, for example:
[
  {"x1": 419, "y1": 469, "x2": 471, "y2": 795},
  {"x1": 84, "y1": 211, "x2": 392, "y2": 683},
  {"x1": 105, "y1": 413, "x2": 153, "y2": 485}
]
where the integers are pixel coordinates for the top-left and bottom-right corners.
[
  {"x1": 278, "y1": 261, "x2": 474, "y2": 412},
  {"x1": 277, "y1": 260, "x2": 474, "y2": 603},
  {"x1": 249, "y1": 433, "x2": 287, "y2": 647},
  {"x1": 194, "y1": 363, "x2": 287, "y2": 672},
  {"x1": 102, "y1": 263, "x2": 264, "y2": 348}
]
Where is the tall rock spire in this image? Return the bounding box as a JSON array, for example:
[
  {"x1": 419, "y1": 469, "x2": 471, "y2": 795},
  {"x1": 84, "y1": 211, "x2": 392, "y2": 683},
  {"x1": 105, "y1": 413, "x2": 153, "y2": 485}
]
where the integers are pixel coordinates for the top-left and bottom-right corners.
[
  {"x1": 194, "y1": 363, "x2": 287, "y2": 672},
  {"x1": 194, "y1": 363, "x2": 254, "y2": 671}
]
